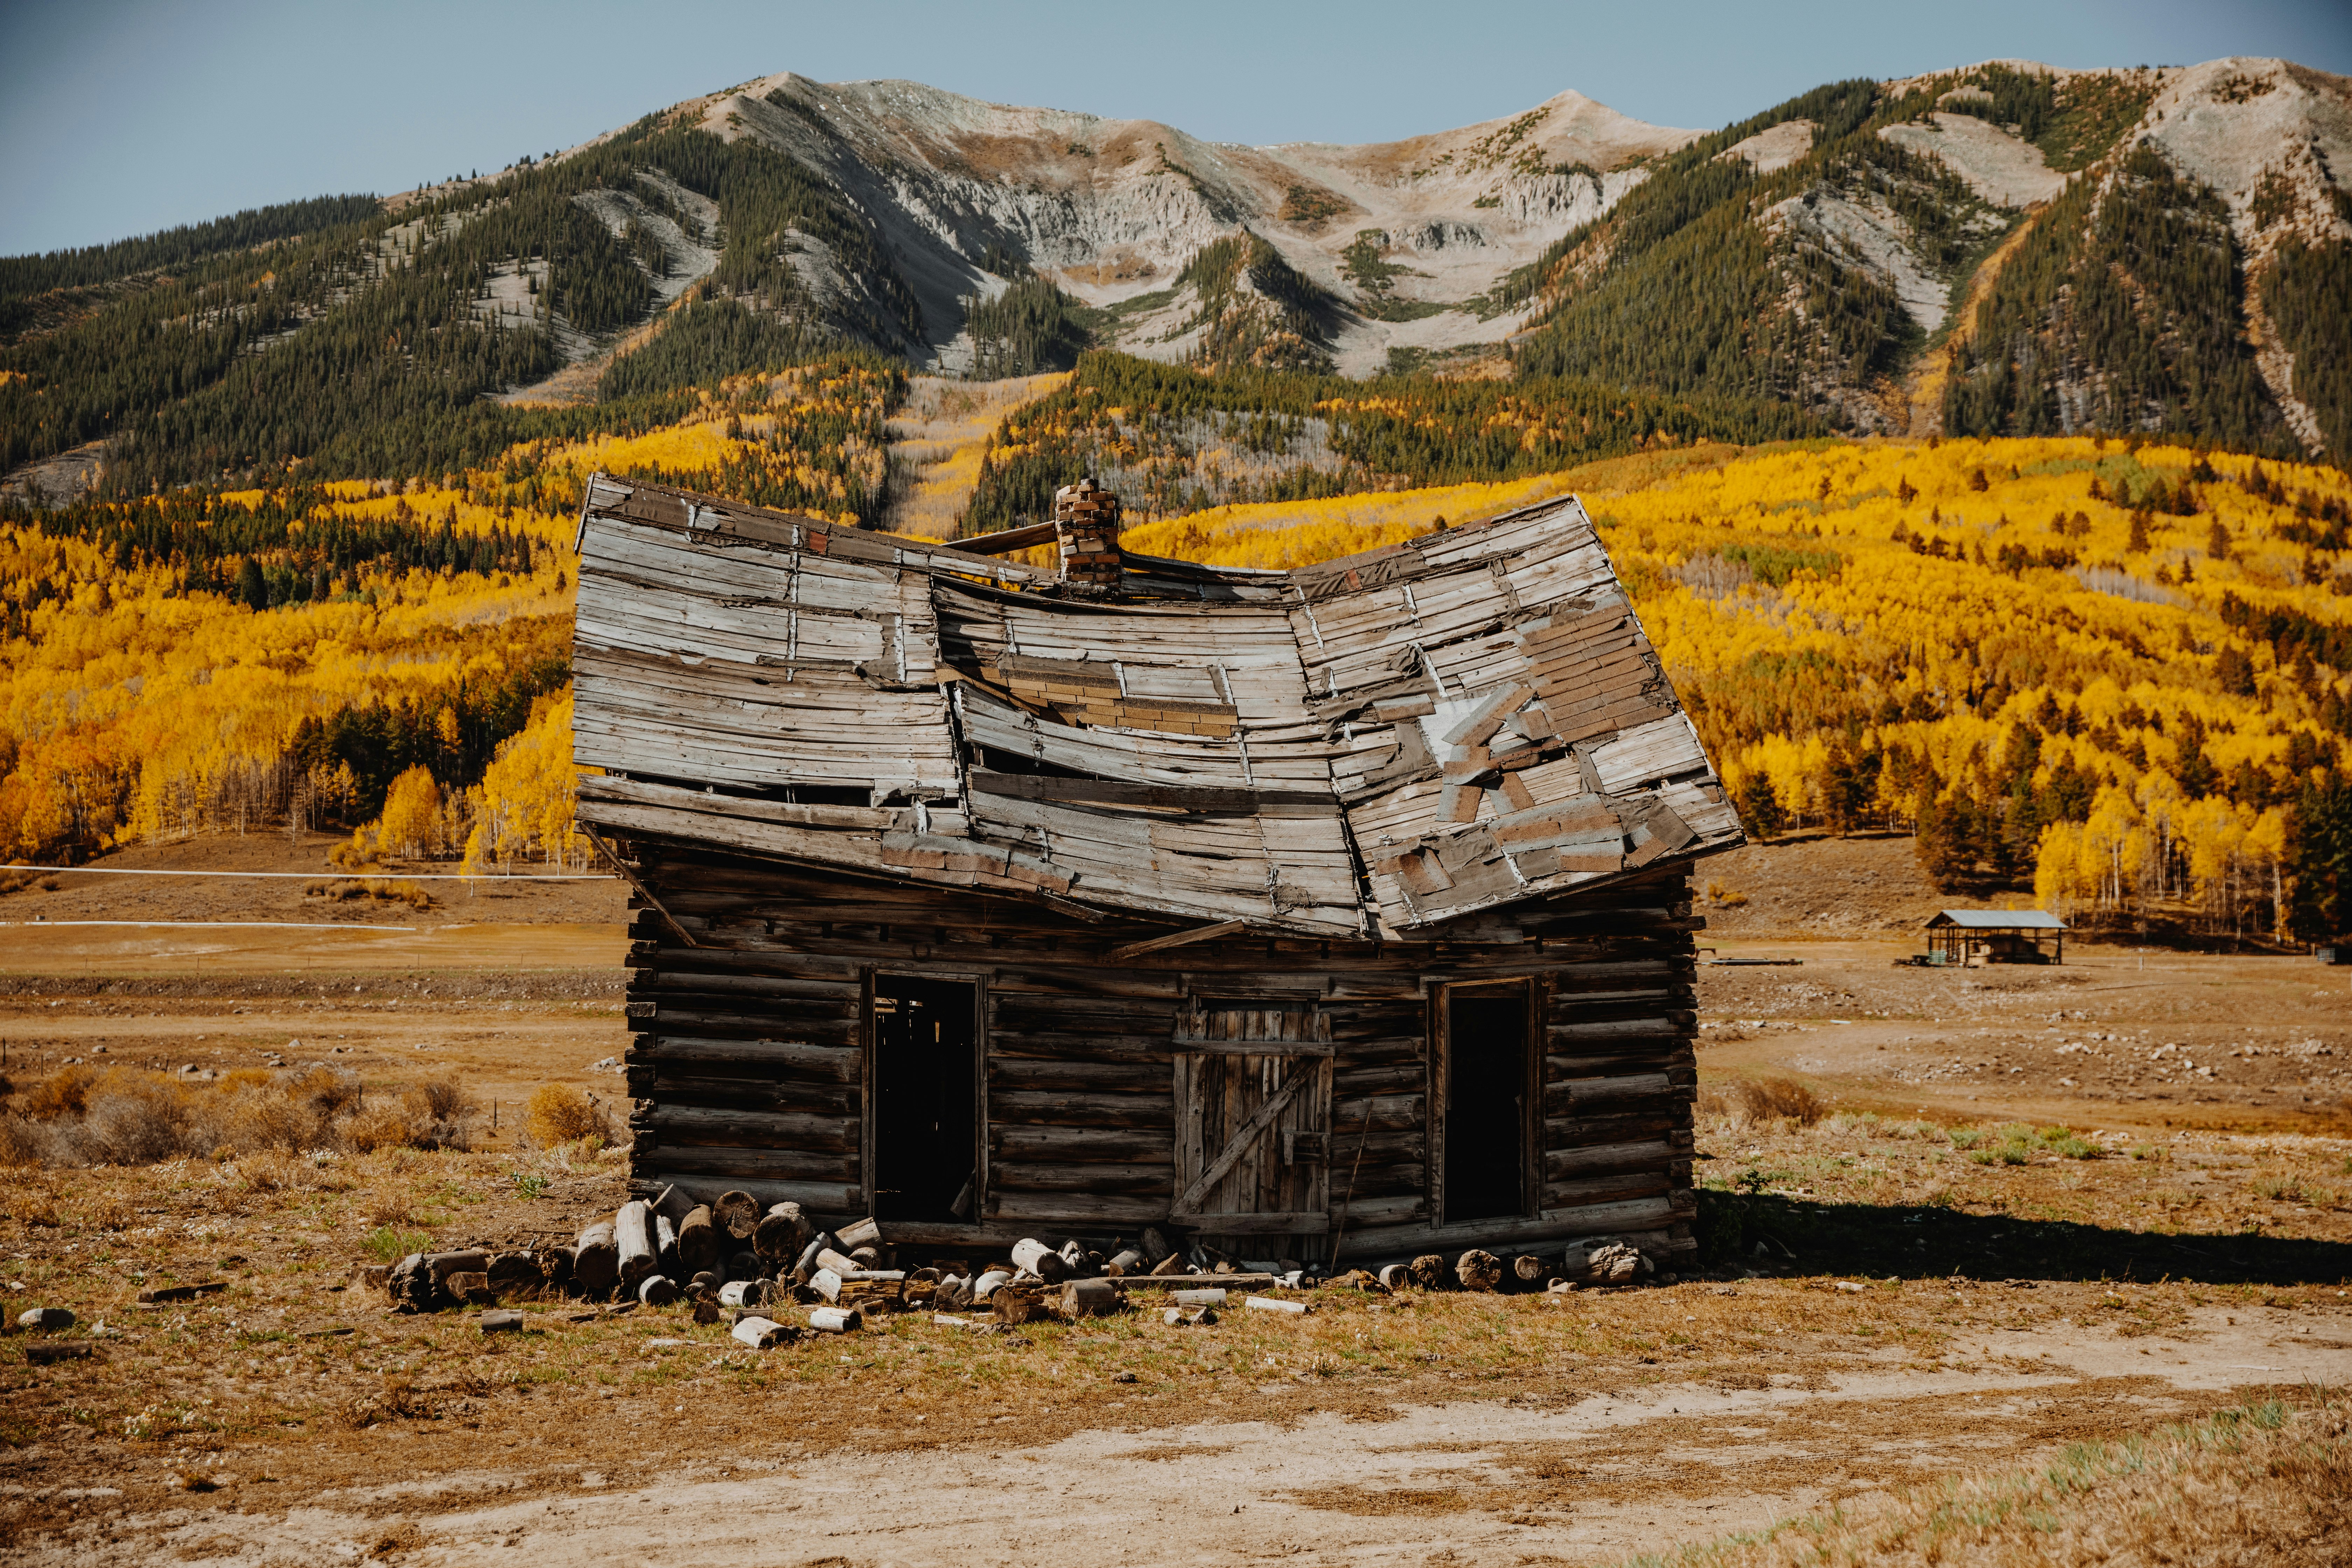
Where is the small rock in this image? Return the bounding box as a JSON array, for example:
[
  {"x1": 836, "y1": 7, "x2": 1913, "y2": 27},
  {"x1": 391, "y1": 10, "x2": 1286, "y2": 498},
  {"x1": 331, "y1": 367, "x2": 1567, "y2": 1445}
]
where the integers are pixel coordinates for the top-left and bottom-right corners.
[{"x1": 1112, "y1": 1370, "x2": 1138, "y2": 1383}]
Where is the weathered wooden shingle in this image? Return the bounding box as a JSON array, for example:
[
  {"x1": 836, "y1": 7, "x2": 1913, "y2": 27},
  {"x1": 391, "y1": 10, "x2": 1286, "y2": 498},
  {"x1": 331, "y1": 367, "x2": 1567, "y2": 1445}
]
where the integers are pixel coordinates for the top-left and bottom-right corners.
[{"x1": 573, "y1": 476, "x2": 1740, "y2": 937}]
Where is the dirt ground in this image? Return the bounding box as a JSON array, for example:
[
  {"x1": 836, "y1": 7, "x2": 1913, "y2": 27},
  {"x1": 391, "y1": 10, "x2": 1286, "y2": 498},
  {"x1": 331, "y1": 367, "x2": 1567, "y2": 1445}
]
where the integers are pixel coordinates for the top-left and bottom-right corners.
[
  {"x1": 1, "y1": 830, "x2": 629, "y2": 930},
  {"x1": 0, "y1": 832, "x2": 2347, "y2": 1563}
]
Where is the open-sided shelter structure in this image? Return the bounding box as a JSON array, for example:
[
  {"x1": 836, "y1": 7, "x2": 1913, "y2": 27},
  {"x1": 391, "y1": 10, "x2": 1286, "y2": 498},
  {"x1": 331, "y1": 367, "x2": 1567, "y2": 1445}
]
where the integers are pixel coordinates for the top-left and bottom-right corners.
[
  {"x1": 573, "y1": 475, "x2": 1744, "y2": 1268},
  {"x1": 1923, "y1": 909, "x2": 2067, "y2": 966}
]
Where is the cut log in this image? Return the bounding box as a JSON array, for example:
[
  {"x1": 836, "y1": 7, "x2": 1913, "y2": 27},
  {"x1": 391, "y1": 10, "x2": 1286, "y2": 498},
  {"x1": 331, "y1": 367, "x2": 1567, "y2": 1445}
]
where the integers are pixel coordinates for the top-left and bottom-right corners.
[
  {"x1": 479, "y1": 1310, "x2": 523, "y2": 1334},
  {"x1": 654, "y1": 1212, "x2": 680, "y2": 1275},
  {"x1": 426, "y1": 1251, "x2": 489, "y2": 1287},
  {"x1": 1061, "y1": 1279, "x2": 1121, "y2": 1317},
  {"x1": 712, "y1": 1190, "x2": 762, "y2": 1242},
  {"x1": 574, "y1": 1222, "x2": 620, "y2": 1296},
  {"x1": 616, "y1": 1202, "x2": 658, "y2": 1286},
  {"x1": 724, "y1": 1250, "x2": 762, "y2": 1284},
  {"x1": 973, "y1": 1269, "x2": 1011, "y2": 1301},
  {"x1": 753, "y1": 1202, "x2": 814, "y2": 1262},
  {"x1": 16, "y1": 1307, "x2": 75, "y2": 1332},
  {"x1": 808, "y1": 1306, "x2": 862, "y2": 1333},
  {"x1": 650, "y1": 1183, "x2": 698, "y2": 1228},
  {"x1": 639, "y1": 1275, "x2": 681, "y2": 1307},
  {"x1": 1170, "y1": 1288, "x2": 1227, "y2": 1309},
  {"x1": 1376, "y1": 1264, "x2": 1410, "y2": 1291},
  {"x1": 444, "y1": 1271, "x2": 492, "y2": 1304},
  {"x1": 1106, "y1": 1248, "x2": 1144, "y2": 1275},
  {"x1": 1149, "y1": 1252, "x2": 1186, "y2": 1277},
  {"x1": 1511, "y1": 1253, "x2": 1551, "y2": 1289},
  {"x1": 718, "y1": 1280, "x2": 769, "y2": 1308},
  {"x1": 1011, "y1": 1238, "x2": 1071, "y2": 1283},
  {"x1": 810, "y1": 1268, "x2": 844, "y2": 1303},
  {"x1": 834, "y1": 1216, "x2": 881, "y2": 1251},
  {"x1": 935, "y1": 1275, "x2": 974, "y2": 1311},
  {"x1": 26, "y1": 1342, "x2": 95, "y2": 1364},
  {"x1": 1245, "y1": 1295, "x2": 1308, "y2": 1315},
  {"x1": 1407, "y1": 1254, "x2": 1448, "y2": 1291},
  {"x1": 693, "y1": 1297, "x2": 721, "y2": 1326},
  {"x1": 137, "y1": 1281, "x2": 228, "y2": 1305},
  {"x1": 1456, "y1": 1250, "x2": 1503, "y2": 1292},
  {"x1": 733, "y1": 1315, "x2": 793, "y2": 1349},
  {"x1": 789, "y1": 1235, "x2": 830, "y2": 1286},
  {"x1": 816, "y1": 1247, "x2": 861, "y2": 1276},
  {"x1": 847, "y1": 1246, "x2": 883, "y2": 1270},
  {"x1": 1140, "y1": 1225, "x2": 1175, "y2": 1264},
  {"x1": 542, "y1": 1247, "x2": 575, "y2": 1293},
  {"x1": 678, "y1": 1206, "x2": 721, "y2": 1275},
  {"x1": 486, "y1": 1253, "x2": 548, "y2": 1297},
  {"x1": 993, "y1": 1289, "x2": 1039, "y2": 1325}
]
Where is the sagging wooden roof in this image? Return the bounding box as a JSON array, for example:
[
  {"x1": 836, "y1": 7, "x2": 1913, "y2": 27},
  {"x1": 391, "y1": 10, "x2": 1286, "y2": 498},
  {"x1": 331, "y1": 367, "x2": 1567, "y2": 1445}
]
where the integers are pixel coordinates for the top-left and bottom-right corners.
[{"x1": 571, "y1": 474, "x2": 1742, "y2": 940}]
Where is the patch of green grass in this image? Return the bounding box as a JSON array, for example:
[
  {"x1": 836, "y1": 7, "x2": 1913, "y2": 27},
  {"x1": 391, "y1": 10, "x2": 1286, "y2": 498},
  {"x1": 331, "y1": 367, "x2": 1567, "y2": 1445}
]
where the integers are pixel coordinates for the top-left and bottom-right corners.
[{"x1": 363, "y1": 1225, "x2": 432, "y2": 1264}]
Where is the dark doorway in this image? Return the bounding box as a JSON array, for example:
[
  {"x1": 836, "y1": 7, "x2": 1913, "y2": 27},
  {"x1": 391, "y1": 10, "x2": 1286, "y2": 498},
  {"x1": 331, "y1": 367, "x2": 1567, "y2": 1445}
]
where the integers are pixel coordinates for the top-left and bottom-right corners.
[
  {"x1": 871, "y1": 975, "x2": 979, "y2": 1223},
  {"x1": 1444, "y1": 985, "x2": 1528, "y2": 1223}
]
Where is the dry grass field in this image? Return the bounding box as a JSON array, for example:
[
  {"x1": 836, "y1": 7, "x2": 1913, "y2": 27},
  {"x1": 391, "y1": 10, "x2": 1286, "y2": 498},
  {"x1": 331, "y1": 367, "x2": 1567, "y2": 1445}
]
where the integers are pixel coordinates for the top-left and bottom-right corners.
[{"x1": 0, "y1": 835, "x2": 2347, "y2": 1563}]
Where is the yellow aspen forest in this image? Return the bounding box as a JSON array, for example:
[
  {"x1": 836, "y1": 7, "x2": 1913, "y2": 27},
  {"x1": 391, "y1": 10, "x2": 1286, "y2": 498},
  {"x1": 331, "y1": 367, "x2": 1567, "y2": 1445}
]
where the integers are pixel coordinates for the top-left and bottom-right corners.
[
  {"x1": 0, "y1": 358, "x2": 901, "y2": 874},
  {"x1": 1148, "y1": 436, "x2": 2352, "y2": 944},
  {"x1": 3, "y1": 412, "x2": 2348, "y2": 945}
]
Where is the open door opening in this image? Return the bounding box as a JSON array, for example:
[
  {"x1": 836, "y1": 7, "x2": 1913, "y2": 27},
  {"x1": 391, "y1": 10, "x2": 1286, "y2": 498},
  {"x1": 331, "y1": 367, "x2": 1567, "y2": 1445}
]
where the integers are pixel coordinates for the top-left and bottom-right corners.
[
  {"x1": 871, "y1": 975, "x2": 979, "y2": 1224},
  {"x1": 1444, "y1": 984, "x2": 1529, "y2": 1224}
]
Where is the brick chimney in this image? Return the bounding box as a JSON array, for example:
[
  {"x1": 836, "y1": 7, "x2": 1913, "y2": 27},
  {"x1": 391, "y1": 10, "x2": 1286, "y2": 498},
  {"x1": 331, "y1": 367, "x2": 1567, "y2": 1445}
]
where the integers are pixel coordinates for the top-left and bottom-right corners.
[{"x1": 1052, "y1": 477, "x2": 1123, "y2": 587}]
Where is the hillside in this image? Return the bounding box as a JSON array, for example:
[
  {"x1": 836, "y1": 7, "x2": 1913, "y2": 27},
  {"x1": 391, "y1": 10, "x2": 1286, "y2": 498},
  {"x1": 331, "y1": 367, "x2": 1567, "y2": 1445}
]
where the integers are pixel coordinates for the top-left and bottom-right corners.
[{"x1": 5, "y1": 55, "x2": 2350, "y2": 512}]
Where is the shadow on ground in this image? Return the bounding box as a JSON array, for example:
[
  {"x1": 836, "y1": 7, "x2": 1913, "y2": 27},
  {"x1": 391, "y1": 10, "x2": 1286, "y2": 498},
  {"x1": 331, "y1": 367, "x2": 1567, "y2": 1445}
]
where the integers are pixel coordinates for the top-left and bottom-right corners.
[{"x1": 1698, "y1": 1188, "x2": 2352, "y2": 1285}]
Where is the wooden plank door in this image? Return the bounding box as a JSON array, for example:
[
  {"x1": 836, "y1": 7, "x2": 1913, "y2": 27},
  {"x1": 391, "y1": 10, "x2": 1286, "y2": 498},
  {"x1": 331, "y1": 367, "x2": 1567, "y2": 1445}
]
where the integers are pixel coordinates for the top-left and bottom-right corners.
[{"x1": 1171, "y1": 1006, "x2": 1332, "y2": 1245}]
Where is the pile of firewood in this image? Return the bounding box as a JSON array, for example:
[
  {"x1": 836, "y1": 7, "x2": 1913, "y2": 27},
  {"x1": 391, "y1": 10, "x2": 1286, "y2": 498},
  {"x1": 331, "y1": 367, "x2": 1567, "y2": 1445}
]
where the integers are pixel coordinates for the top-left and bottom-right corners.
[
  {"x1": 1344, "y1": 1239, "x2": 1662, "y2": 1293},
  {"x1": 373, "y1": 1194, "x2": 1335, "y2": 1342}
]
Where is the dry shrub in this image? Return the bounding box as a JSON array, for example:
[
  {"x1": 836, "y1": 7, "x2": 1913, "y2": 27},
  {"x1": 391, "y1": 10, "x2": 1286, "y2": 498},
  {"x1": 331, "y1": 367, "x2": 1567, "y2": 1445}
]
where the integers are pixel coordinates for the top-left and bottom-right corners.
[
  {"x1": 0, "y1": 1116, "x2": 54, "y2": 1168},
  {"x1": 3, "y1": 1061, "x2": 375, "y2": 1164},
  {"x1": 345, "y1": 1104, "x2": 425, "y2": 1155},
  {"x1": 1700, "y1": 1076, "x2": 1825, "y2": 1128},
  {"x1": 16, "y1": 1065, "x2": 99, "y2": 1121},
  {"x1": 305, "y1": 877, "x2": 431, "y2": 911},
  {"x1": 524, "y1": 1083, "x2": 605, "y2": 1148}
]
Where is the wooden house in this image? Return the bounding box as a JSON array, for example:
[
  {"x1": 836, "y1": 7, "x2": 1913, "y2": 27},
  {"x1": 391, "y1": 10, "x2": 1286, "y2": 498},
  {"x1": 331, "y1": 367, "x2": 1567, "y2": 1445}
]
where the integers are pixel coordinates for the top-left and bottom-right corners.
[{"x1": 572, "y1": 474, "x2": 1744, "y2": 1269}]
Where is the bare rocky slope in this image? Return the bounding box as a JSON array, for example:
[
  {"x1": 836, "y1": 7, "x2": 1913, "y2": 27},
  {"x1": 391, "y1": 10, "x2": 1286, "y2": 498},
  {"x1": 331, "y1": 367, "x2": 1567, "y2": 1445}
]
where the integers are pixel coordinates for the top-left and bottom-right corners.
[{"x1": 678, "y1": 74, "x2": 1699, "y2": 376}]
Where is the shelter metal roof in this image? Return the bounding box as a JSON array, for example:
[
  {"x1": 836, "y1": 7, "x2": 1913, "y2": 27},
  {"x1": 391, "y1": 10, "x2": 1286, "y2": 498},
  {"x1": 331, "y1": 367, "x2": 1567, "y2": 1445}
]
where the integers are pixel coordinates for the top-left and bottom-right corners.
[
  {"x1": 1927, "y1": 910, "x2": 2068, "y2": 930},
  {"x1": 570, "y1": 475, "x2": 1743, "y2": 939}
]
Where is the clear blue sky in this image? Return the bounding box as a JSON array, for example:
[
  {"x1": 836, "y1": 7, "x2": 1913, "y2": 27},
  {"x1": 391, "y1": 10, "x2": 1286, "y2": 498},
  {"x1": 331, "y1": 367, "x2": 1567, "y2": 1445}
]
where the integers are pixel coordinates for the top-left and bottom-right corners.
[{"x1": 4, "y1": 0, "x2": 2348, "y2": 255}]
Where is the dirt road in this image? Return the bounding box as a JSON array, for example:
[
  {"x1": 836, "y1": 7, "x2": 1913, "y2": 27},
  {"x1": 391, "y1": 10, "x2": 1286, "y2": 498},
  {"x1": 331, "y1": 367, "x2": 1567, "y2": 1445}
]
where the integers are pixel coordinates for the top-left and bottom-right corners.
[{"x1": 9, "y1": 1305, "x2": 2343, "y2": 1566}]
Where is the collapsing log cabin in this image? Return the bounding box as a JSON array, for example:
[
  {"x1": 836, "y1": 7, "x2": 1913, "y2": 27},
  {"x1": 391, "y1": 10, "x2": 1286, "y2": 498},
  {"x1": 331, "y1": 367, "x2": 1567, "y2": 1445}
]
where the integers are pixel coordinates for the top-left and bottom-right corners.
[{"x1": 573, "y1": 474, "x2": 1744, "y2": 1269}]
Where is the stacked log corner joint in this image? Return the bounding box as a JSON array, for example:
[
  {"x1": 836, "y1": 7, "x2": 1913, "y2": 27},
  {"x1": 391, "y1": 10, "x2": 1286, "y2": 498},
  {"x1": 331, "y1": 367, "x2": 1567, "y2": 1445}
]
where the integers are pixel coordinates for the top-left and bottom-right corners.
[{"x1": 1053, "y1": 476, "x2": 1123, "y2": 588}]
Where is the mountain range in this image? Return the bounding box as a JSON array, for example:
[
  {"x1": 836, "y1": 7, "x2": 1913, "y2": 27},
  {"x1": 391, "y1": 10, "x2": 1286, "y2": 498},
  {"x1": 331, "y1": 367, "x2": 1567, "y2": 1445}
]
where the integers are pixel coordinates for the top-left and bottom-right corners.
[{"x1": 2, "y1": 54, "x2": 2348, "y2": 508}]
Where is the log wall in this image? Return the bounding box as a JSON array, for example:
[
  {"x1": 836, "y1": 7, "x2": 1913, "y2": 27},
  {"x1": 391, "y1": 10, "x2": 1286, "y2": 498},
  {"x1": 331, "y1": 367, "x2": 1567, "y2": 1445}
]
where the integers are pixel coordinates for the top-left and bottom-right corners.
[{"x1": 620, "y1": 839, "x2": 1699, "y2": 1265}]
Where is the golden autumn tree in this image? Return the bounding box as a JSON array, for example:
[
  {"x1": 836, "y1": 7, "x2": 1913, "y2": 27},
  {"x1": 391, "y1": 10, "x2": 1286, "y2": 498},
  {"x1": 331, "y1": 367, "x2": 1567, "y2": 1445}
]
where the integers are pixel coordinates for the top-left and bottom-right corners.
[
  {"x1": 463, "y1": 690, "x2": 584, "y2": 872},
  {"x1": 375, "y1": 766, "x2": 442, "y2": 861}
]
